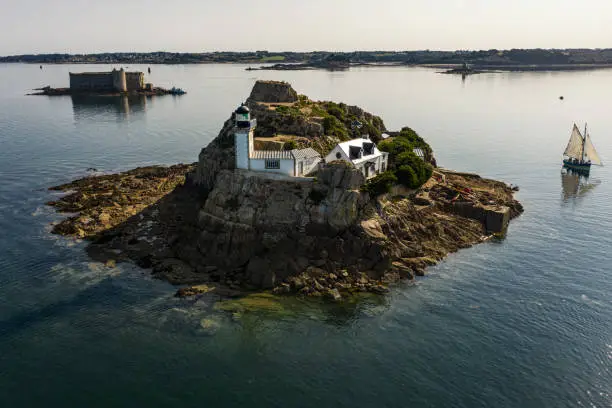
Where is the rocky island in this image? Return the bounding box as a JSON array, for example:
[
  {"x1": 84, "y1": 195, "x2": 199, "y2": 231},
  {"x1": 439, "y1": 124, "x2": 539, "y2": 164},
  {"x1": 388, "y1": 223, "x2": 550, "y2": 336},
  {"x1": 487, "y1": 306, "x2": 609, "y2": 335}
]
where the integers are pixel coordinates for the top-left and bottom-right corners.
[
  {"x1": 48, "y1": 80, "x2": 522, "y2": 301},
  {"x1": 30, "y1": 68, "x2": 185, "y2": 96}
]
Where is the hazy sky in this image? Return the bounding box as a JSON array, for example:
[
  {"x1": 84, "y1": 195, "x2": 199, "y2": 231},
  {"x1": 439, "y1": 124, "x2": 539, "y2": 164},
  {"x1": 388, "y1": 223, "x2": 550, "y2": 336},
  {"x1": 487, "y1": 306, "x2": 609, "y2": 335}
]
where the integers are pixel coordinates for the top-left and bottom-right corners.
[{"x1": 2, "y1": 0, "x2": 611, "y2": 55}]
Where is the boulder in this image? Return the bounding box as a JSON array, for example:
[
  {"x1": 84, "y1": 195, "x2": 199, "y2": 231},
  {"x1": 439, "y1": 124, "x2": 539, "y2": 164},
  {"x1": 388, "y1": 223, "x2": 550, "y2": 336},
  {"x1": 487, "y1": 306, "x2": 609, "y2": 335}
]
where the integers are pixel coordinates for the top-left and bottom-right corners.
[
  {"x1": 326, "y1": 288, "x2": 342, "y2": 301},
  {"x1": 317, "y1": 162, "x2": 365, "y2": 190}
]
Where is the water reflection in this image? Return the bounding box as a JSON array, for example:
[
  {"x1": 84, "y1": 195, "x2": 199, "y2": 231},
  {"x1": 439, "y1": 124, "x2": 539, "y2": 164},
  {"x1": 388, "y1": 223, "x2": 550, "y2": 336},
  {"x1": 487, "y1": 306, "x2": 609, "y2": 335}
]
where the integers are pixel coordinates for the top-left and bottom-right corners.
[
  {"x1": 71, "y1": 94, "x2": 148, "y2": 122},
  {"x1": 561, "y1": 168, "x2": 600, "y2": 204}
]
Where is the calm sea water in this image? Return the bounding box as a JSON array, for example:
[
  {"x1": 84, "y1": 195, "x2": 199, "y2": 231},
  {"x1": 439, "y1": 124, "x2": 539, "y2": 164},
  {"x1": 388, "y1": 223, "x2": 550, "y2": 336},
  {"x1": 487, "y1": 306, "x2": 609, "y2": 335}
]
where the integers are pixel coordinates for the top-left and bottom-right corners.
[{"x1": 0, "y1": 63, "x2": 610, "y2": 408}]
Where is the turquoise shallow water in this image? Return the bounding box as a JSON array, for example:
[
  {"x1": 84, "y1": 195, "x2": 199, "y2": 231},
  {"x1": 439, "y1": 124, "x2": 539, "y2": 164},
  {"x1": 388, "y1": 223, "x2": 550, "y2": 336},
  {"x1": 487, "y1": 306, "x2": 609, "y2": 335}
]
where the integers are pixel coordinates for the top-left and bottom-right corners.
[{"x1": 0, "y1": 63, "x2": 610, "y2": 407}]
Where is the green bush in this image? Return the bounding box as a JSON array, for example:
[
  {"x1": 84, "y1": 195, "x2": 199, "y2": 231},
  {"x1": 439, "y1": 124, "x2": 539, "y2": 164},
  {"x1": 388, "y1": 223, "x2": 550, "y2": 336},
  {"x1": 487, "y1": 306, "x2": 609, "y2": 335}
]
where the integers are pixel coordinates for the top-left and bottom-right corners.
[
  {"x1": 363, "y1": 121, "x2": 382, "y2": 143},
  {"x1": 396, "y1": 165, "x2": 419, "y2": 188},
  {"x1": 283, "y1": 140, "x2": 298, "y2": 150},
  {"x1": 375, "y1": 144, "x2": 433, "y2": 190},
  {"x1": 372, "y1": 115, "x2": 385, "y2": 131},
  {"x1": 275, "y1": 105, "x2": 289, "y2": 114},
  {"x1": 378, "y1": 137, "x2": 414, "y2": 169},
  {"x1": 275, "y1": 104, "x2": 301, "y2": 117},
  {"x1": 395, "y1": 151, "x2": 433, "y2": 188},
  {"x1": 327, "y1": 105, "x2": 346, "y2": 121},
  {"x1": 361, "y1": 172, "x2": 398, "y2": 196},
  {"x1": 323, "y1": 115, "x2": 349, "y2": 139},
  {"x1": 397, "y1": 127, "x2": 430, "y2": 155},
  {"x1": 310, "y1": 104, "x2": 328, "y2": 117}
]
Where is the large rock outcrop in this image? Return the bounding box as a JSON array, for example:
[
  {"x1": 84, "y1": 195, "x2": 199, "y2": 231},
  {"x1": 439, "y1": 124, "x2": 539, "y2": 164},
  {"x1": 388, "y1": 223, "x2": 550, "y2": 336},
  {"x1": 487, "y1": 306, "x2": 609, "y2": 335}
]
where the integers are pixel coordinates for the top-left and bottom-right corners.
[
  {"x1": 247, "y1": 80, "x2": 298, "y2": 103},
  {"x1": 191, "y1": 163, "x2": 379, "y2": 289}
]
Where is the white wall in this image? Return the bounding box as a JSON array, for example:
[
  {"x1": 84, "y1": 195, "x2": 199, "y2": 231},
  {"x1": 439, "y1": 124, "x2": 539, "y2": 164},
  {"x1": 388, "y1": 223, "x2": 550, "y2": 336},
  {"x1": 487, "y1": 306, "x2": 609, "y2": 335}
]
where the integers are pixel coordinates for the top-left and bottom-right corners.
[
  {"x1": 250, "y1": 158, "x2": 295, "y2": 176},
  {"x1": 355, "y1": 154, "x2": 386, "y2": 179},
  {"x1": 325, "y1": 145, "x2": 388, "y2": 179},
  {"x1": 295, "y1": 157, "x2": 321, "y2": 176},
  {"x1": 235, "y1": 132, "x2": 249, "y2": 170},
  {"x1": 324, "y1": 146, "x2": 350, "y2": 164}
]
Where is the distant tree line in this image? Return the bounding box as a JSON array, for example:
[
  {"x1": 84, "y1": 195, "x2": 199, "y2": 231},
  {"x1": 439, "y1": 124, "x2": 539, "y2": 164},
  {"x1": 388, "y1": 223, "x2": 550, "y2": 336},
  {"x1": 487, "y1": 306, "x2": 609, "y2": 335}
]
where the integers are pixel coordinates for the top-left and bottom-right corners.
[{"x1": 3, "y1": 49, "x2": 612, "y2": 65}]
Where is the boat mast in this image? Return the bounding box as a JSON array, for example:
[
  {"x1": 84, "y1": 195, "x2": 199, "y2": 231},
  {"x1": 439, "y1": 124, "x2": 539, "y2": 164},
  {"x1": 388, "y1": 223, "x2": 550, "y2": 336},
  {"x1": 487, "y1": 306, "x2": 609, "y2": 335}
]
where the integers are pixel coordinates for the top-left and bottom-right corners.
[{"x1": 582, "y1": 123, "x2": 588, "y2": 162}]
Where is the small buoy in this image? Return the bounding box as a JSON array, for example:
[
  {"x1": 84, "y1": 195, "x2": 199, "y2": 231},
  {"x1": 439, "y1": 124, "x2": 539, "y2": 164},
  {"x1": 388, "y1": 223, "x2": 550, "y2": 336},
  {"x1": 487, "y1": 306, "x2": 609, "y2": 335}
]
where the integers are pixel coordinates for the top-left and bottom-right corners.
[{"x1": 559, "y1": 96, "x2": 564, "y2": 100}]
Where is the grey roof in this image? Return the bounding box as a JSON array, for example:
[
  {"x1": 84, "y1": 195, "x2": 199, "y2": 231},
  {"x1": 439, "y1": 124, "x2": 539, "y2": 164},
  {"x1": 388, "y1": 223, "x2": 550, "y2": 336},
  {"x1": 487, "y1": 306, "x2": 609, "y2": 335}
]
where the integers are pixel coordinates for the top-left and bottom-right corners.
[
  {"x1": 251, "y1": 150, "x2": 293, "y2": 160},
  {"x1": 290, "y1": 147, "x2": 320, "y2": 160}
]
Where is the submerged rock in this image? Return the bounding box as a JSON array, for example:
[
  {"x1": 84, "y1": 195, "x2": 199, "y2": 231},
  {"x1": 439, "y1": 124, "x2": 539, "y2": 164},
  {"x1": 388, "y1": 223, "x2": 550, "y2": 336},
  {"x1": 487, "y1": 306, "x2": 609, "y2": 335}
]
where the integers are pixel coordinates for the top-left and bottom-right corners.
[{"x1": 175, "y1": 284, "x2": 215, "y2": 298}]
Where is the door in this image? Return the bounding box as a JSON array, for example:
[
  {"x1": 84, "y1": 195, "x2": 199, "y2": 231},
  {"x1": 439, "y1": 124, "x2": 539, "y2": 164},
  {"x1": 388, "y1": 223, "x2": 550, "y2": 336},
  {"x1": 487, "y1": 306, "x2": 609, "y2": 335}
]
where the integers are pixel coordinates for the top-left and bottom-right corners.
[{"x1": 298, "y1": 161, "x2": 304, "y2": 176}]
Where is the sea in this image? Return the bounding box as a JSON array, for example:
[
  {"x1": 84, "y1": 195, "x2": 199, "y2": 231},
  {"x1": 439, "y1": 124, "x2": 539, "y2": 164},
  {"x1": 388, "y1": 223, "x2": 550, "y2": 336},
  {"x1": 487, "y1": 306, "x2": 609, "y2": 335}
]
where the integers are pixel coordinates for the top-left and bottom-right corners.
[{"x1": 0, "y1": 63, "x2": 610, "y2": 408}]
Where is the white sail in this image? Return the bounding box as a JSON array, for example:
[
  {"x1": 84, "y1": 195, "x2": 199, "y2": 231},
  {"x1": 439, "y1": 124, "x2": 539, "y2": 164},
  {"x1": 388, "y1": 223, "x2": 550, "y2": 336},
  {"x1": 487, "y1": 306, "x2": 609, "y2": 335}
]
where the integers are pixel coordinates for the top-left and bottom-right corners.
[
  {"x1": 583, "y1": 132, "x2": 602, "y2": 165},
  {"x1": 563, "y1": 124, "x2": 584, "y2": 159}
]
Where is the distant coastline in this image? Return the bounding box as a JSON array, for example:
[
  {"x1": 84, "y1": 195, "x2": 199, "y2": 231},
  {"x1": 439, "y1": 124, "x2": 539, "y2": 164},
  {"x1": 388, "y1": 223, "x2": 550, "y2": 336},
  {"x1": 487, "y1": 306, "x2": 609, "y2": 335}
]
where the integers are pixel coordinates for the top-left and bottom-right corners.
[{"x1": 3, "y1": 49, "x2": 612, "y2": 73}]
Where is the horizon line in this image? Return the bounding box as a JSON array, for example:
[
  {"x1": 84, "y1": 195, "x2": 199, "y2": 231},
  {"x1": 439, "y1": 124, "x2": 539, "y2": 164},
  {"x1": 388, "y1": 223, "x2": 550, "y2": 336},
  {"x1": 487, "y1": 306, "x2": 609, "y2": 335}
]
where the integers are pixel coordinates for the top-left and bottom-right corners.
[{"x1": 3, "y1": 47, "x2": 612, "y2": 58}]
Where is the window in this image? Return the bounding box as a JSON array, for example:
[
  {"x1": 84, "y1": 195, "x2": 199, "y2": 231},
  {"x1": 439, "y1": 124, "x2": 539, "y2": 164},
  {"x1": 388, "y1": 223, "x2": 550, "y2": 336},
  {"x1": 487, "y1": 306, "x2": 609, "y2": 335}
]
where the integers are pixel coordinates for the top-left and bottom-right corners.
[
  {"x1": 336, "y1": 152, "x2": 342, "y2": 159},
  {"x1": 265, "y1": 159, "x2": 280, "y2": 169}
]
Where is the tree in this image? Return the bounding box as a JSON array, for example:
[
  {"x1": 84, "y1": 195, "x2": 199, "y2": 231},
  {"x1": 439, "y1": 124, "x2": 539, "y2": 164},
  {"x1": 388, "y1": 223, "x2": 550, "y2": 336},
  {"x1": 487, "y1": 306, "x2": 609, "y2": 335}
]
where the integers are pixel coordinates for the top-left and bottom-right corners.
[{"x1": 361, "y1": 172, "x2": 398, "y2": 196}]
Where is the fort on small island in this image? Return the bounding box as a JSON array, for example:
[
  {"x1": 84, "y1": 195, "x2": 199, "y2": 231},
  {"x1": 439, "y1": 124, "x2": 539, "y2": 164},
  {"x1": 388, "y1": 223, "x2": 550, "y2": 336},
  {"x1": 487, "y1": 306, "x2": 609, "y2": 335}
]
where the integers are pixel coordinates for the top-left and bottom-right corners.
[
  {"x1": 31, "y1": 68, "x2": 185, "y2": 96},
  {"x1": 69, "y1": 68, "x2": 146, "y2": 92},
  {"x1": 48, "y1": 80, "x2": 523, "y2": 300}
]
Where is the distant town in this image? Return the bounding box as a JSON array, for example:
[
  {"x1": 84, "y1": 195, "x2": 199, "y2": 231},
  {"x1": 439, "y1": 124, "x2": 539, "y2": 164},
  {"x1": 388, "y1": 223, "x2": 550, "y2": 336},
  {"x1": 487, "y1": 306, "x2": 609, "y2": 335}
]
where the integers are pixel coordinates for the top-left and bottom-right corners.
[{"x1": 2, "y1": 49, "x2": 612, "y2": 69}]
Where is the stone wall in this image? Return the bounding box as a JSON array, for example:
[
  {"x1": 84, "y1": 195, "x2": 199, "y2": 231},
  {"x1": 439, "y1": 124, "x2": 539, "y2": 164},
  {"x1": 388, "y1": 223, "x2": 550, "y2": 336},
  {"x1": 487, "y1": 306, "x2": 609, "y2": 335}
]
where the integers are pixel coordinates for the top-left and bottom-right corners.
[
  {"x1": 443, "y1": 201, "x2": 511, "y2": 233},
  {"x1": 69, "y1": 72, "x2": 114, "y2": 91},
  {"x1": 68, "y1": 70, "x2": 145, "y2": 92},
  {"x1": 125, "y1": 72, "x2": 144, "y2": 91}
]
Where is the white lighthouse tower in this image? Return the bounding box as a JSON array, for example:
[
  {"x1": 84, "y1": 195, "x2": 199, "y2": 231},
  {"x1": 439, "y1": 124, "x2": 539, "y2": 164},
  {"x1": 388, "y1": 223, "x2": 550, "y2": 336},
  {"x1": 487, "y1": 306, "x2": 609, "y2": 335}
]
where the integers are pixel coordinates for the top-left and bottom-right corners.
[{"x1": 234, "y1": 104, "x2": 255, "y2": 170}]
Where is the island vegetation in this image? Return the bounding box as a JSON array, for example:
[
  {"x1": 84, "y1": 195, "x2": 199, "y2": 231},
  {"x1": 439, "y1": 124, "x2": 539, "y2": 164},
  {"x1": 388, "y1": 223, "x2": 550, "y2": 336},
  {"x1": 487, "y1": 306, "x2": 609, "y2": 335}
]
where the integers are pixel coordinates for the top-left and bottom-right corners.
[{"x1": 3, "y1": 48, "x2": 612, "y2": 71}]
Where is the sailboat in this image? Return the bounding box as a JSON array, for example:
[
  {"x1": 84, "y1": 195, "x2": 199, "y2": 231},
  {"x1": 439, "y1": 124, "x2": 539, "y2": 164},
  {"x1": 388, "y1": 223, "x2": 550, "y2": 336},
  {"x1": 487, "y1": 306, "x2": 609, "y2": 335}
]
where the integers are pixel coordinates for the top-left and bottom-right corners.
[{"x1": 562, "y1": 123, "x2": 603, "y2": 172}]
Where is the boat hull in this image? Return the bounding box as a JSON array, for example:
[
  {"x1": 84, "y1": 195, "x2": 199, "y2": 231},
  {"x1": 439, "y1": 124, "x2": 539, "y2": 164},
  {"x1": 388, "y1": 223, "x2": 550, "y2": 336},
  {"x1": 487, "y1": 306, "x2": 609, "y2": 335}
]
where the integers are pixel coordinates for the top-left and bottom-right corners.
[{"x1": 563, "y1": 159, "x2": 591, "y2": 172}]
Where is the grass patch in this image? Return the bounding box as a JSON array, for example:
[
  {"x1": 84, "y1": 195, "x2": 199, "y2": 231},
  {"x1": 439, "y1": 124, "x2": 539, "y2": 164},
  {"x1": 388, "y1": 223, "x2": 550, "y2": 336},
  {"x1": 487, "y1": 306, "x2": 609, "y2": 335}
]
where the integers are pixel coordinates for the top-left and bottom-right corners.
[{"x1": 260, "y1": 55, "x2": 286, "y2": 62}]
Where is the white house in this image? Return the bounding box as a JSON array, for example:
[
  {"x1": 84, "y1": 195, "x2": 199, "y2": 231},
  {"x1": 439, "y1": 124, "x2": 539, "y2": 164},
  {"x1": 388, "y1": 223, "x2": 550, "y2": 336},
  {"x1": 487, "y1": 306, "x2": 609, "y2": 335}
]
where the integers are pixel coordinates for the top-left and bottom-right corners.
[
  {"x1": 234, "y1": 104, "x2": 321, "y2": 177},
  {"x1": 324, "y1": 137, "x2": 389, "y2": 179}
]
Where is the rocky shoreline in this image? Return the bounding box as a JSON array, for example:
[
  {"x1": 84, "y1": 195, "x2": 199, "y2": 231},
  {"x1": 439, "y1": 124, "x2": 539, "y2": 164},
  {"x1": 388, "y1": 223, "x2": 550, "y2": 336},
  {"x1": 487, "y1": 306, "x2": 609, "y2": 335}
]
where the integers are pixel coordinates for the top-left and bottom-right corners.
[
  {"x1": 48, "y1": 165, "x2": 522, "y2": 301},
  {"x1": 47, "y1": 81, "x2": 523, "y2": 302}
]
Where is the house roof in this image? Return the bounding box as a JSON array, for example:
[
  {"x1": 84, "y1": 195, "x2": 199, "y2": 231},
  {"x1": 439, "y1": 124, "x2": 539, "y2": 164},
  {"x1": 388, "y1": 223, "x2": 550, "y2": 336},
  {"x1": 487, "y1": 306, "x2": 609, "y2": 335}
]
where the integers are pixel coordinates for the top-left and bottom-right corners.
[
  {"x1": 291, "y1": 147, "x2": 320, "y2": 160},
  {"x1": 250, "y1": 147, "x2": 321, "y2": 161},
  {"x1": 334, "y1": 137, "x2": 382, "y2": 162},
  {"x1": 251, "y1": 150, "x2": 293, "y2": 160}
]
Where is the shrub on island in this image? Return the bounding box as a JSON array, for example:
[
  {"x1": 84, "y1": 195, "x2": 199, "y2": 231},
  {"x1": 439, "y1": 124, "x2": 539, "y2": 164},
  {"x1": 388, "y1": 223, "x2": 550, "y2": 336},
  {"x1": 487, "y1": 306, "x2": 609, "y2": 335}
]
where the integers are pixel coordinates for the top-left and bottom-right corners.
[
  {"x1": 361, "y1": 172, "x2": 398, "y2": 196},
  {"x1": 377, "y1": 127, "x2": 433, "y2": 190}
]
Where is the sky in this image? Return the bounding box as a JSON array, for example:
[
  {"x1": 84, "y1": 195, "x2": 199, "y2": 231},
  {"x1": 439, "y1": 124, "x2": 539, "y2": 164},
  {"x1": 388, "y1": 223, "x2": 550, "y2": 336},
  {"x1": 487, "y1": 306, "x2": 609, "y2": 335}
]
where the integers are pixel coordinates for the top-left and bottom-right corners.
[{"x1": 1, "y1": 0, "x2": 611, "y2": 55}]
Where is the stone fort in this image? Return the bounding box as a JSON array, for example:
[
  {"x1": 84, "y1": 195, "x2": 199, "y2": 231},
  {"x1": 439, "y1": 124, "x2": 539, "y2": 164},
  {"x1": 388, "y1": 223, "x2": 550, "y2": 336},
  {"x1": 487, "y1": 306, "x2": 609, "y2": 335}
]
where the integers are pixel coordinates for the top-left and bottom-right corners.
[{"x1": 69, "y1": 68, "x2": 145, "y2": 92}]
